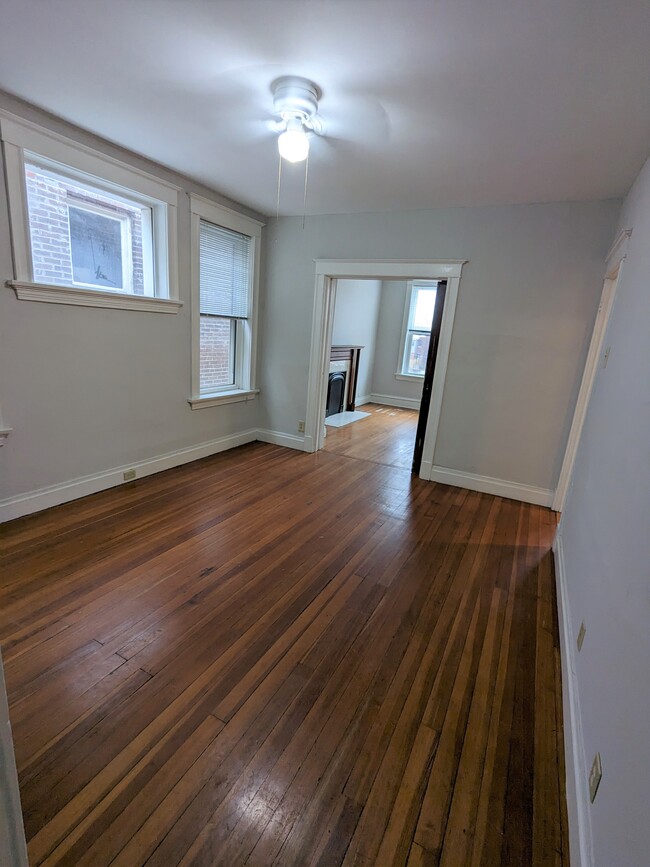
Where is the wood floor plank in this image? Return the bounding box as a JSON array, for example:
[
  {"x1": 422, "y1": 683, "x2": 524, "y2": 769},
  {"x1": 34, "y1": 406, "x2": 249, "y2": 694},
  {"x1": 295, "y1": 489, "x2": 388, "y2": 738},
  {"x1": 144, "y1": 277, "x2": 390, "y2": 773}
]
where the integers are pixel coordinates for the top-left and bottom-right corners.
[
  {"x1": 323, "y1": 403, "x2": 419, "y2": 469},
  {"x1": 0, "y1": 418, "x2": 568, "y2": 867},
  {"x1": 438, "y1": 588, "x2": 505, "y2": 865}
]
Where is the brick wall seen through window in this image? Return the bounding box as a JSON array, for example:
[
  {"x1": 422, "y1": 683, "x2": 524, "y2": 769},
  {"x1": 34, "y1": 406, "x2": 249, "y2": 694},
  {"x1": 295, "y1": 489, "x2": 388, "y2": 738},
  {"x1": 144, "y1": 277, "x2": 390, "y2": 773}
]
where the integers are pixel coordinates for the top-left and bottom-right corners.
[
  {"x1": 200, "y1": 315, "x2": 234, "y2": 389},
  {"x1": 25, "y1": 165, "x2": 145, "y2": 293}
]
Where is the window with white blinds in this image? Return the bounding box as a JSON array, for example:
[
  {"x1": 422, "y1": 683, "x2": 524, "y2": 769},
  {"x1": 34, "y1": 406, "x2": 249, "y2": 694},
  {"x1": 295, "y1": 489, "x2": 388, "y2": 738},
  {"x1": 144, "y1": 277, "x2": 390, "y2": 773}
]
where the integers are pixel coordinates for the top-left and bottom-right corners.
[
  {"x1": 189, "y1": 196, "x2": 262, "y2": 407},
  {"x1": 199, "y1": 220, "x2": 250, "y2": 319}
]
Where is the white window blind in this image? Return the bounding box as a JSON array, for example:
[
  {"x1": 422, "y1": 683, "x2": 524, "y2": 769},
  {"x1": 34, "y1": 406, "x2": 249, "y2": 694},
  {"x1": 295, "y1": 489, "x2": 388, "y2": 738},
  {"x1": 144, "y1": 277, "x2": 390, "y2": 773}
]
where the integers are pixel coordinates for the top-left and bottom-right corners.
[{"x1": 199, "y1": 219, "x2": 250, "y2": 318}]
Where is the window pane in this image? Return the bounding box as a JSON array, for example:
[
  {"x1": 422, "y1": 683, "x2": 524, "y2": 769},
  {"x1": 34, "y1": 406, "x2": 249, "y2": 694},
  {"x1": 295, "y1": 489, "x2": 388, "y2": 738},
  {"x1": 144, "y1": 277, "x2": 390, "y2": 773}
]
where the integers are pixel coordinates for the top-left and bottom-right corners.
[
  {"x1": 24, "y1": 162, "x2": 149, "y2": 294},
  {"x1": 69, "y1": 206, "x2": 125, "y2": 290},
  {"x1": 412, "y1": 287, "x2": 437, "y2": 330},
  {"x1": 406, "y1": 332, "x2": 430, "y2": 375},
  {"x1": 200, "y1": 315, "x2": 235, "y2": 391}
]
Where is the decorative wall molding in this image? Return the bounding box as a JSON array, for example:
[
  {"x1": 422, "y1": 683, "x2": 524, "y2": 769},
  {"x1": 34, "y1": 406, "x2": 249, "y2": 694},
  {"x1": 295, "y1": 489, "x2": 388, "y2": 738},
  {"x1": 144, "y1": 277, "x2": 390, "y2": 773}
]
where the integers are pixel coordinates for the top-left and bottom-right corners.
[
  {"x1": 553, "y1": 533, "x2": 593, "y2": 867},
  {"x1": 429, "y1": 465, "x2": 553, "y2": 506},
  {"x1": 553, "y1": 228, "x2": 632, "y2": 512},
  {"x1": 314, "y1": 259, "x2": 466, "y2": 279},
  {"x1": 605, "y1": 228, "x2": 632, "y2": 275},
  {"x1": 256, "y1": 429, "x2": 307, "y2": 451},
  {"x1": 370, "y1": 393, "x2": 421, "y2": 411},
  {"x1": 8, "y1": 282, "x2": 183, "y2": 314},
  {"x1": 0, "y1": 429, "x2": 258, "y2": 522}
]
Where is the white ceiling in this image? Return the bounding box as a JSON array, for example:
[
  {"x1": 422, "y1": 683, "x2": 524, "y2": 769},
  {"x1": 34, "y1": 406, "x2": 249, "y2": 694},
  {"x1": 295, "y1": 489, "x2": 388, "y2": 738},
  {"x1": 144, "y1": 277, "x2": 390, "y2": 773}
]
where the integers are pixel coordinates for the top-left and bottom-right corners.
[{"x1": 1, "y1": 0, "x2": 649, "y2": 216}]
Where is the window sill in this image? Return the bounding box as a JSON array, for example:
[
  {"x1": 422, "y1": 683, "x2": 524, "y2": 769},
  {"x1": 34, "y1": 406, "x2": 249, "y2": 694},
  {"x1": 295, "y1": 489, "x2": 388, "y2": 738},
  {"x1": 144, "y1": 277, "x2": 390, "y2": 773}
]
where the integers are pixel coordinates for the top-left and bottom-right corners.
[
  {"x1": 395, "y1": 373, "x2": 424, "y2": 382},
  {"x1": 188, "y1": 389, "x2": 259, "y2": 410},
  {"x1": 7, "y1": 281, "x2": 182, "y2": 314}
]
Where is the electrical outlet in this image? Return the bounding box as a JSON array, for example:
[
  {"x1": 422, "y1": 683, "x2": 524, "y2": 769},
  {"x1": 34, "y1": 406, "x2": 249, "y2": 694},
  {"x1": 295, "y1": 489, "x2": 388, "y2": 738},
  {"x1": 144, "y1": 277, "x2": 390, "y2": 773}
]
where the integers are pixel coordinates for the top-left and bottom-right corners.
[
  {"x1": 123, "y1": 469, "x2": 136, "y2": 482},
  {"x1": 589, "y1": 752, "x2": 602, "y2": 802},
  {"x1": 298, "y1": 421, "x2": 305, "y2": 433},
  {"x1": 577, "y1": 622, "x2": 586, "y2": 652}
]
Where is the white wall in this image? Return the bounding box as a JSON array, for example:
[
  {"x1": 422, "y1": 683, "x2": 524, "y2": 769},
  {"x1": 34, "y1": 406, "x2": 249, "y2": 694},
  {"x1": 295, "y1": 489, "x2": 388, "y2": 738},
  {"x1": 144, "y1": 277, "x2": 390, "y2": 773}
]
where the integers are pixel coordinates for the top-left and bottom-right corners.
[
  {"x1": 371, "y1": 281, "x2": 424, "y2": 406},
  {"x1": 557, "y1": 157, "x2": 650, "y2": 867},
  {"x1": 331, "y1": 279, "x2": 381, "y2": 403},
  {"x1": 0, "y1": 93, "x2": 264, "y2": 511},
  {"x1": 258, "y1": 200, "x2": 619, "y2": 491}
]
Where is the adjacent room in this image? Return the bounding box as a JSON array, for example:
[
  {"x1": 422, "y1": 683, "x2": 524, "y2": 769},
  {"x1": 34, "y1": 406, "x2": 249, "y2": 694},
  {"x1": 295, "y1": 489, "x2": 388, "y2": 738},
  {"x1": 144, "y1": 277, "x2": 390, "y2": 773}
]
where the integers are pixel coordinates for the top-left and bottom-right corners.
[
  {"x1": 323, "y1": 278, "x2": 434, "y2": 471},
  {"x1": 0, "y1": 2, "x2": 648, "y2": 866}
]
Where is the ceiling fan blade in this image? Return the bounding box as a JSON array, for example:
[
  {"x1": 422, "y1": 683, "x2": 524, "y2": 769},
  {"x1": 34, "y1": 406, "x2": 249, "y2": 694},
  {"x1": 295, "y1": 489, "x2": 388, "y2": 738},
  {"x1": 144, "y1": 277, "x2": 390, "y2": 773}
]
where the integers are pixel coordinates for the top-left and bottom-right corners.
[{"x1": 319, "y1": 89, "x2": 392, "y2": 146}]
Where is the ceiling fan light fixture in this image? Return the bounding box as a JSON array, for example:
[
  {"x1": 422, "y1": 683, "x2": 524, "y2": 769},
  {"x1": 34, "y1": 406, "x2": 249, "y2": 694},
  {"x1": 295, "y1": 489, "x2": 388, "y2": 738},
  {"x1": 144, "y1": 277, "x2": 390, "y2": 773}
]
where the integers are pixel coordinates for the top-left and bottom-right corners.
[{"x1": 278, "y1": 117, "x2": 309, "y2": 163}]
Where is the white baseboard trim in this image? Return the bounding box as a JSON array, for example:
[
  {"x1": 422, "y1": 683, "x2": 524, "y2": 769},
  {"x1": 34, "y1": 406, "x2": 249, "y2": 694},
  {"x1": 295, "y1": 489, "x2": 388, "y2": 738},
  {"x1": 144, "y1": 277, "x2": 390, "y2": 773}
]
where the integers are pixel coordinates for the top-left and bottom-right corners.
[
  {"x1": 0, "y1": 429, "x2": 258, "y2": 523},
  {"x1": 553, "y1": 533, "x2": 593, "y2": 867},
  {"x1": 355, "y1": 394, "x2": 372, "y2": 407},
  {"x1": 256, "y1": 429, "x2": 307, "y2": 451},
  {"x1": 370, "y1": 393, "x2": 421, "y2": 411},
  {"x1": 429, "y1": 465, "x2": 553, "y2": 506}
]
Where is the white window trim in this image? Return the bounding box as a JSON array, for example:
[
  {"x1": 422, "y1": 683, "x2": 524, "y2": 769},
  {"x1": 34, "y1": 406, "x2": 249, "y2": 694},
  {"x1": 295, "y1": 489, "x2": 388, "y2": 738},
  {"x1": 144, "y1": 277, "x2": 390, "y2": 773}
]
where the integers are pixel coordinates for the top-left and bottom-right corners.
[
  {"x1": 1, "y1": 111, "x2": 181, "y2": 312},
  {"x1": 188, "y1": 390, "x2": 259, "y2": 409},
  {"x1": 396, "y1": 280, "x2": 439, "y2": 378},
  {"x1": 395, "y1": 372, "x2": 424, "y2": 382},
  {"x1": 188, "y1": 194, "x2": 264, "y2": 409},
  {"x1": 8, "y1": 281, "x2": 182, "y2": 313}
]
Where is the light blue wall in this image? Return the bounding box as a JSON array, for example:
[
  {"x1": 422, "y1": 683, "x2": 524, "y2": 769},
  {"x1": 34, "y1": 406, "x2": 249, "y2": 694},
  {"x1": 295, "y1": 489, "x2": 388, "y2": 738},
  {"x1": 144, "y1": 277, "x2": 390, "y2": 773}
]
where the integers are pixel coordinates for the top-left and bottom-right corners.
[
  {"x1": 259, "y1": 200, "x2": 619, "y2": 489},
  {"x1": 331, "y1": 279, "x2": 382, "y2": 402},
  {"x1": 558, "y1": 156, "x2": 650, "y2": 867}
]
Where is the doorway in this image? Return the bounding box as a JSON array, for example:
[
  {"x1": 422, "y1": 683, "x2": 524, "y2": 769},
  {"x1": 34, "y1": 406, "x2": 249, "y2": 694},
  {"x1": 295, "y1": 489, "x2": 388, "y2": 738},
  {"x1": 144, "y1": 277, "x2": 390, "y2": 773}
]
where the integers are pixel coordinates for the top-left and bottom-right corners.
[
  {"x1": 305, "y1": 260, "x2": 466, "y2": 480},
  {"x1": 321, "y1": 277, "x2": 448, "y2": 472}
]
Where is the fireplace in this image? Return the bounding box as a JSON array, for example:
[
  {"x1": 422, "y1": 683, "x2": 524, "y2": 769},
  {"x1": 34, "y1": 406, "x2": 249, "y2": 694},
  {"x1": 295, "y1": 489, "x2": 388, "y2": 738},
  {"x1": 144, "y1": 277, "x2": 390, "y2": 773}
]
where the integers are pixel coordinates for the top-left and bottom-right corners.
[
  {"x1": 326, "y1": 372, "x2": 347, "y2": 417},
  {"x1": 326, "y1": 345, "x2": 363, "y2": 417}
]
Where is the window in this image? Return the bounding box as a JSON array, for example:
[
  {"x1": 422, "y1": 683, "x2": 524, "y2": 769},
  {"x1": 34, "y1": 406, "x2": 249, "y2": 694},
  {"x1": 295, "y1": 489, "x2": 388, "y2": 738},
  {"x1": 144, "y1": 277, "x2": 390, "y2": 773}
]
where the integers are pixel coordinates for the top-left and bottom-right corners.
[
  {"x1": 189, "y1": 196, "x2": 263, "y2": 408},
  {"x1": 1, "y1": 114, "x2": 180, "y2": 313},
  {"x1": 24, "y1": 161, "x2": 155, "y2": 296},
  {"x1": 399, "y1": 282, "x2": 438, "y2": 377}
]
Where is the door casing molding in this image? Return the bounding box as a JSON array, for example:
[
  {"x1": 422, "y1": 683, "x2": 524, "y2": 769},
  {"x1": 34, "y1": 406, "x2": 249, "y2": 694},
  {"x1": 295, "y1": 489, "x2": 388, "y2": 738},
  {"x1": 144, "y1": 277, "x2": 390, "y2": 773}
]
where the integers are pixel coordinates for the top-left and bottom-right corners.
[
  {"x1": 553, "y1": 229, "x2": 632, "y2": 512},
  {"x1": 305, "y1": 259, "x2": 466, "y2": 480}
]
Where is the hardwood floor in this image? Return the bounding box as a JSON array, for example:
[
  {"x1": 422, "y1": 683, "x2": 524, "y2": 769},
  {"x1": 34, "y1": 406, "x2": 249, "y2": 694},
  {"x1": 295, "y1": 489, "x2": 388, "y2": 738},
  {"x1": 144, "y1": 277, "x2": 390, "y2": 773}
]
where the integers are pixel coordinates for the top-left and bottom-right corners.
[
  {"x1": 0, "y1": 442, "x2": 568, "y2": 866},
  {"x1": 323, "y1": 403, "x2": 419, "y2": 469}
]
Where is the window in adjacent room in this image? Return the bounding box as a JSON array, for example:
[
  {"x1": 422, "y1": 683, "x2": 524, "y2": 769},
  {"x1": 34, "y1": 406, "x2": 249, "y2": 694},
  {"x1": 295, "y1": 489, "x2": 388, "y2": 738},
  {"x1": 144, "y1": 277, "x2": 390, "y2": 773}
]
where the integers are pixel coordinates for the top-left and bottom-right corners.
[
  {"x1": 399, "y1": 281, "x2": 438, "y2": 377},
  {"x1": 189, "y1": 196, "x2": 263, "y2": 408}
]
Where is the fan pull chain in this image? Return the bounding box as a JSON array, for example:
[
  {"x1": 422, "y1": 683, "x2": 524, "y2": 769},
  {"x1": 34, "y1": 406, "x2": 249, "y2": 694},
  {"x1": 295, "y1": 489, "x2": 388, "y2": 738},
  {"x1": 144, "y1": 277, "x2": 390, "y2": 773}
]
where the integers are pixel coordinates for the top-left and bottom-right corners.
[
  {"x1": 302, "y1": 149, "x2": 310, "y2": 230},
  {"x1": 275, "y1": 151, "x2": 283, "y2": 221}
]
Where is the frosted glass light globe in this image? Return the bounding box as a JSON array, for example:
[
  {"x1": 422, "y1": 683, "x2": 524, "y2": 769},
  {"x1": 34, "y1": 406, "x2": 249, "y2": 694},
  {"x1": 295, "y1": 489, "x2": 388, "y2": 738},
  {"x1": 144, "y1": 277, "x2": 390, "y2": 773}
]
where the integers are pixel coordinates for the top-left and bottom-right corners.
[{"x1": 278, "y1": 123, "x2": 309, "y2": 163}]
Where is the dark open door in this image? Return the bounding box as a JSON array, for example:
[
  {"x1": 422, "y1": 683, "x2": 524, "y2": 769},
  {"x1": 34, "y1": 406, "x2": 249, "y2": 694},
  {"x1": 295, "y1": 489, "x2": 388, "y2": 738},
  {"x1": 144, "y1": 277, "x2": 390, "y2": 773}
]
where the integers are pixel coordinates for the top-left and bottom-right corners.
[{"x1": 412, "y1": 281, "x2": 447, "y2": 474}]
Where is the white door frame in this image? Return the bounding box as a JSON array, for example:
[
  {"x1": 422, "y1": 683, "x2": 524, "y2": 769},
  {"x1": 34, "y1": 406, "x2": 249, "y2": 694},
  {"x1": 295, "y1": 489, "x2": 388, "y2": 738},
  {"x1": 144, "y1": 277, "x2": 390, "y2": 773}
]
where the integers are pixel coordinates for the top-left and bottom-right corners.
[
  {"x1": 553, "y1": 229, "x2": 632, "y2": 512},
  {"x1": 304, "y1": 259, "x2": 466, "y2": 480}
]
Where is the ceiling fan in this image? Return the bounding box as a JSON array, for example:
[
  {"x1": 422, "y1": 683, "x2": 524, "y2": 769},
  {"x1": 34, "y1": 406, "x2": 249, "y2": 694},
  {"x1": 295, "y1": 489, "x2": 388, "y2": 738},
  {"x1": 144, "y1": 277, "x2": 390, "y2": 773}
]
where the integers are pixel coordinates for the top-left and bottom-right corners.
[{"x1": 270, "y1": 75, "x2": 323, "y2": 163}]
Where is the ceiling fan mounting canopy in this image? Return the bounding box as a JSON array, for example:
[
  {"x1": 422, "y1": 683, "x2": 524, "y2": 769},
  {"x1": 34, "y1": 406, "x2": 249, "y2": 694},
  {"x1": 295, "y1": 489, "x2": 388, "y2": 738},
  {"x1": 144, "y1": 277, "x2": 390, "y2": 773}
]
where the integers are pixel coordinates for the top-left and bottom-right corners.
[{"x1": 271, "y1": 76, "x2": 321, "y2": 124}]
